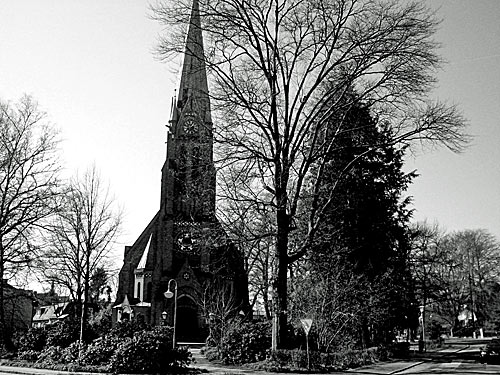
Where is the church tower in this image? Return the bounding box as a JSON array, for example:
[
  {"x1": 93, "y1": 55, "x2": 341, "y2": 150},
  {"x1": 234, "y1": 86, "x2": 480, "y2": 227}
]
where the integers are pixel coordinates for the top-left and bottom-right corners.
[
  {"x1": 114, "y1": 0, "x2": 248, "y2": 341},
  {"x1": 160, "y1": 0, "x2": 215, "y2": 221},
  {"x1": 161, "y1": 0, "x2": 215, "y2": 221}
]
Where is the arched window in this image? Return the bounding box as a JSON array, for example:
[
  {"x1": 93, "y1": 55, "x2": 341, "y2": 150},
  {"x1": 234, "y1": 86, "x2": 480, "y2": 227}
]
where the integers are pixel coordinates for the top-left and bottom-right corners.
[{"x1": 136, "y1": 282, "x2": 141, "y2": 300}]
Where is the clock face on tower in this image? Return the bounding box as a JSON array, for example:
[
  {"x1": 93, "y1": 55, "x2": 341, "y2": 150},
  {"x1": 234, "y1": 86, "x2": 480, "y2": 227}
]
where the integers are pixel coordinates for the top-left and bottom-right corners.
[{"x1": 184, "y1": 115, "x2": 197, "y2": 135}]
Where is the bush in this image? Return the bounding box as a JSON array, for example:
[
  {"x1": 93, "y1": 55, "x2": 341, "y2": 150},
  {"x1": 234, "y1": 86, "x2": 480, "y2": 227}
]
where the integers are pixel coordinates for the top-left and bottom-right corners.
[
  {"x1": 217, "y1": 320, "x2": 271, "y2": 364},
  {"x1": 12, "y1": 323, "x2": 190, "y2": 373},
  {"x1": 13, "y1": 328, "x2": 47, "y2": 352},
  {"x1": 36, "y1": 342, "x2": 83, "y2": 365},
  {"x1": 258, "y1": 347, "x2": 384, "y2": 372},
  {"x1": 17, "y1": 350, "x2": 40, "y2": 361},
  {"x1": 37, "y1": 346, "x2": 65, "y2": 364},
  {"x1": 88, "y1": 305, "x2": 113, "y2": 338},
  {"x1": 60, "y1": 341, "x2": 82, "y2": 363},
  {"x1": 109, "y1": 327, "x2": 191, "y2": 374},
  {"x1": 82, "y1": 334, "x2": 126, "y2": 366},
  {"x1": 45, "y1": 319, "x2": 80, "y2": 347},
  {"x1": 109, "y1": 318, "x2": 150, "y2": 338}
]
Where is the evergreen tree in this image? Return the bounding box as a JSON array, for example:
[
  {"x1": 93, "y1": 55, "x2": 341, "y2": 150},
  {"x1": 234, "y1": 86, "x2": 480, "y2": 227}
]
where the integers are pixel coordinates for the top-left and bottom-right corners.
[{"x1": 291, "y1": 98, "x2": 416, "y2": 348}]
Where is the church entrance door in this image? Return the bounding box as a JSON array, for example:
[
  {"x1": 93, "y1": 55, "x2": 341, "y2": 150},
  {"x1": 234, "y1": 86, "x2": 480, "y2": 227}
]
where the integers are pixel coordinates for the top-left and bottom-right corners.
[{"x1": 176, "y1": 296, "x2": 204, "y2": 342}]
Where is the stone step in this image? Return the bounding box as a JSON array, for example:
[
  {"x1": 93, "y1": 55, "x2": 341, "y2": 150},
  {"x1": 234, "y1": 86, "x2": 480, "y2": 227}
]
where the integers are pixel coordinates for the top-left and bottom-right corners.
[
  {"x1": 190, "y1": 348, "x2": 211, "y2": 365},
  {"x1": 178, "y1": 341, "x2": 206, "y2": 349}
]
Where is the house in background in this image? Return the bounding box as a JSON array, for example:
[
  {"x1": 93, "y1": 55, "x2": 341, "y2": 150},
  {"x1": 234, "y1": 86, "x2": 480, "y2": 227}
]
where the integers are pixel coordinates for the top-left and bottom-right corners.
[
  {"x1": 3, "y1": 281, "x2": 34, "y2": 334},
  {"x1": 31, "y1": 301, "x2": 72, "y2": 328},
  {"x1": 31, "y1": 290, "x2": 99, "y2": 328}
]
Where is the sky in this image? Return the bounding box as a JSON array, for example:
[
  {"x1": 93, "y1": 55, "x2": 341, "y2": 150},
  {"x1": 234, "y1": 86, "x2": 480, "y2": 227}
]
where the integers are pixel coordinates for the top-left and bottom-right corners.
[
  {"x1": 407, "y1": 0, "x2": 500, "y2": 236},
  {"x1": 0, "y1": 1, "x2": 499, "y2": 290}
]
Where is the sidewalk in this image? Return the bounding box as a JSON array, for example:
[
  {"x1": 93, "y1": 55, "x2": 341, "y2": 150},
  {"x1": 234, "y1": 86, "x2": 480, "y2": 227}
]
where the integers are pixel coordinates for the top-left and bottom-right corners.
[
  {"x1": 0, "y1": 347, "x2": 454, "y2": 375},
  {"x1": 348, "y1": 361, "x2": 424, "y2": 375},
  {"x1": 0, "y1": 364, "x2": 103, "y2": 375}
]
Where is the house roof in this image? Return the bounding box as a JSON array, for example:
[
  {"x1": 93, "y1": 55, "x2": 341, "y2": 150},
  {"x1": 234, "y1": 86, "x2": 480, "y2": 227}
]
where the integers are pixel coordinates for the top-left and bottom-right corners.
[{"x1": 32, "y1": 302, "x2": 70, "y2": 322}]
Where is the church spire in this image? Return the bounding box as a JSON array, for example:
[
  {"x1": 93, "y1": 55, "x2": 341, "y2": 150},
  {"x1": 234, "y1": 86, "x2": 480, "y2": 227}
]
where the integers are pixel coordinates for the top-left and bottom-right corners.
[
  {"x1": 176, "y1": 0, "x2": 211, "y2": 124},
  {"x1": 162, "y1": 0, "x2": 216, "y2": 221}
]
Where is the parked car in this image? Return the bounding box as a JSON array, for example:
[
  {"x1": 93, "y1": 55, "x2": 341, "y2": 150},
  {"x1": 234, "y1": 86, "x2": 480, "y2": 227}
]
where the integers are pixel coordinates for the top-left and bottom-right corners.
[{"x1": 480, "y1": 339, "x2": 500, "y2": 363}]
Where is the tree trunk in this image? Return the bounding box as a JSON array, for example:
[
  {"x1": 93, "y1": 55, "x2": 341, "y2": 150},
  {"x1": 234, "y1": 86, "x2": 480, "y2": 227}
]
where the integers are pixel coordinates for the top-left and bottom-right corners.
[
  {"x1": 271, "y1": 203, "x2": 290, "y2": 350},
  {"x1": 360, "y1": 317, "x2": 370, "y2": 349},
  {"x1": 0, "y1": 242, "x2": 5, "y2": 351},
  {"x1": 82, "y1": 248, "x2": 91, "y2": 338}
]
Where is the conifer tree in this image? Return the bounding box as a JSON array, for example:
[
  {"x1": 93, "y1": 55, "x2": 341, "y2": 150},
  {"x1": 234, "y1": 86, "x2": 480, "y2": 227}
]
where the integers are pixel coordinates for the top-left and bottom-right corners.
[{"x1": 291, "y1": 98, "x2": 416, "y2": 347}]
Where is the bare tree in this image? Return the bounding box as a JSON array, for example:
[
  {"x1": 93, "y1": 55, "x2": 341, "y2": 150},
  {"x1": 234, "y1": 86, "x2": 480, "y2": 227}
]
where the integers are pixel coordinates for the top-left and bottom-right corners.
[
  {"x1": 153, "y1": 0, "x2": 470, "y2": 348},
  {"x1": 410, "y1": 224, "x2": 500, "y2": 337},
  {"x1": 217, "y1": 166, "x2": 275, "y2": 318},
  {"x1": 440, "y1": 230, "x2": 500, "y2": 335},
  {"x1": 0, "y1": 95, "x2": 60, "y2": 347},
  {"x1": 42, "y1": 166, "x2": 122, "y2": 329},
  {"x1": 409, "y1": 222, "x2": 450, "y2": 337},
  {"x1": 198, "y1": 277, "x2": 240, "y2": 349}
]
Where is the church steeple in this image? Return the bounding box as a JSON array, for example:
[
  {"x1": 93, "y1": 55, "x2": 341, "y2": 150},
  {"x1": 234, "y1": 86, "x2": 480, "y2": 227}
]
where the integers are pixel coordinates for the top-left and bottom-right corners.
[
  {"x1": 176, "y1": 0, "x2": 211, "y2": 125},
  {"x1": 115, "y1": 0, "x2": 249, "y2": 335},
  {"x1": 161, "y1": 0, "x2": 215, "y2": 221}
]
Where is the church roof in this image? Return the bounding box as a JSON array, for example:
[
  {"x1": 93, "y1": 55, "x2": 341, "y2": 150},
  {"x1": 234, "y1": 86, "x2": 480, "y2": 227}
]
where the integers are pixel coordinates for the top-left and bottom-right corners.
[
  {"x1": 136, "y1": 233, "x2": 152, "y2": 270},
  {"x1": 113, "y1": 295, "x2": 133, "y2": 314}
]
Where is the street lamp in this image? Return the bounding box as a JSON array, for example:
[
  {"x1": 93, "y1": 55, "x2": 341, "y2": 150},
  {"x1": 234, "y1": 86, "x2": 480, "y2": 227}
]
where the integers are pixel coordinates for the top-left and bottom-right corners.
[
  {"x1": 161, "y1": 311, "x2": 168, "y2": 325},
  {"x1": 419, "y1": 305, "x2": 425, "y2": 352},
  {"x1": 164, "y1": 279, "x2": 178, "y2": 348}
]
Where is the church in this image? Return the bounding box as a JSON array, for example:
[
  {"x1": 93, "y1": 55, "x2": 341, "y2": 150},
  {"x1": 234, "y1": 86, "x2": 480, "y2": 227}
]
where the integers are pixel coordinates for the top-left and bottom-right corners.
[{"x1": 113, "y1": 0, "x2": 249, "y2": 342}]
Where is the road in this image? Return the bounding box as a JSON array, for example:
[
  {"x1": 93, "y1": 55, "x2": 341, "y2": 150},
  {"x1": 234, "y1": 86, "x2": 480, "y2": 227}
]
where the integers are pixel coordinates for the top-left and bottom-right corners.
[{"x1": 350, "y1": 339, "x2": 500, "y2": 374}]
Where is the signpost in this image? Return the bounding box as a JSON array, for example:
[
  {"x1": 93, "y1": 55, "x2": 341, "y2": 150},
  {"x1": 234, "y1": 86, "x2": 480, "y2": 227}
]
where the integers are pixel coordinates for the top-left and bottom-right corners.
[{"x1": 300, "y1": 318, "x2": 313, "y2": 369}]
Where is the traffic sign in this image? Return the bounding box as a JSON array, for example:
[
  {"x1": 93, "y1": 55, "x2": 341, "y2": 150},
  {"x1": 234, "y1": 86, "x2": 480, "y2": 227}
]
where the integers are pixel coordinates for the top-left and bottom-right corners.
[{"x1": 300, "y1": 318, "x2": 313, "y2": 336}]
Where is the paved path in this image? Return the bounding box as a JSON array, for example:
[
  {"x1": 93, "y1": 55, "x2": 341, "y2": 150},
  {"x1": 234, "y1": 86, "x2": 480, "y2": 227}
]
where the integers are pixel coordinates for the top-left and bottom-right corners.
[{"x1": 0, "y1": 365, "x2": 102, "y2": 375}]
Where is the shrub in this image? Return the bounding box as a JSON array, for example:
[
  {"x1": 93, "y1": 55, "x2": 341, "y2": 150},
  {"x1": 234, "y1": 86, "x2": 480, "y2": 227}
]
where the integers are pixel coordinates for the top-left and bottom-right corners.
[
  {"x1": 37, "y1": 342, "x2": 85, "y2": 365},
  {"x1": 88, "y1": 305, "x2": 113, "y2": 338},
  {"x1": 217, "y1": 320, "x2": 271, "y2": 364},
  {"x1": 82, "y1": 334, "x2": 126, "y2": 366},
  {"x1": 12, "y1": 323, "x2": 190, "y2": 373},
  {"x1": 259, "y1": 347, "x2": 384, "y2": 372},
  {"x1": 60, "y1": 341, "x2": 82, "y2": 363},
  {"x1": 45, "y1": 319, "x2": 80, "y2": 347},
  {"x1": 13, "y1": 328, "x2": 47, "y2": 352},
  {"x1": 109, "y1": 318, "x2": 150, "y2": 338},
  {"x1": 109, "y1": 327, "x2": 191, "y2": 374},
  {"x1": 17, "y1": 350, "x2": 40, "y2": 361},
  {"x1": 37, "y1": 346, "x2": 65, "y2": 364}
]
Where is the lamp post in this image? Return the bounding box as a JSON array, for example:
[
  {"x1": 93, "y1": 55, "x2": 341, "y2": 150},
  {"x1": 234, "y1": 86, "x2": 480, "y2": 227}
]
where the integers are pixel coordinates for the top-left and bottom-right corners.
[
  {"x1": 419, "y1": 305, "x2": 425, "y2": 352},
  {"x1": 161, "y1": 311, "x2": 168, "y2": 325},
  {"x1": 164, "y1": 279, "x2": 178, "y2": 348}
]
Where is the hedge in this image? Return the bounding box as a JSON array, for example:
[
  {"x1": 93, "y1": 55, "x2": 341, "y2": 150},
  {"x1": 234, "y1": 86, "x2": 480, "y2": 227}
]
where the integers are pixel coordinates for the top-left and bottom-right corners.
[{"x1": 250, "y1": 347, "x2": 387, "y2": 372}]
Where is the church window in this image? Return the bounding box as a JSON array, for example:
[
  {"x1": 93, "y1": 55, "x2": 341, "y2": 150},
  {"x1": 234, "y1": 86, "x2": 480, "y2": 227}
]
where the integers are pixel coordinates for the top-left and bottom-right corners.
[{"x1": 136, "y1": 282, "x2": 142, "y2": 301}]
